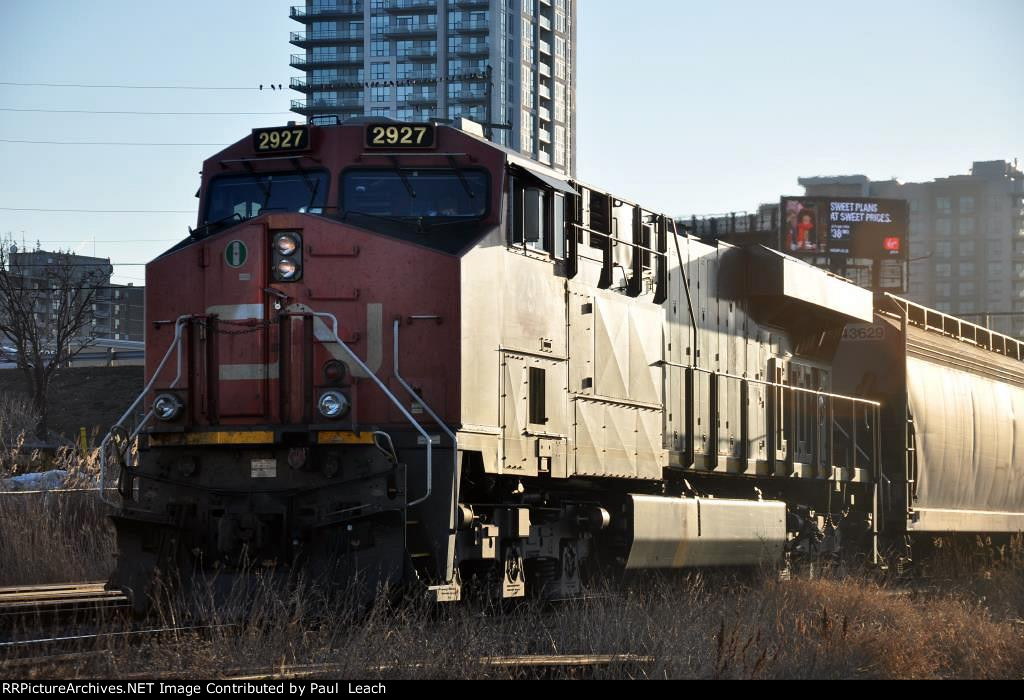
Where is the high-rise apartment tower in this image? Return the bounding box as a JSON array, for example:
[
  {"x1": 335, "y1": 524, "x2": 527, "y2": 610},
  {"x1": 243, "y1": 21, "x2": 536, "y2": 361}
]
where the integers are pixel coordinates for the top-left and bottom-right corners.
[{"x1": 289, "y1": 0, "x2": 576, "y2": 175}]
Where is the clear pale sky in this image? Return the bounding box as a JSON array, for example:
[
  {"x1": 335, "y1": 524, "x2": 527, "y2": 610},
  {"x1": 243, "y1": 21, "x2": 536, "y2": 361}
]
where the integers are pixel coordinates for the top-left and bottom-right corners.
[{"x1": 1, "y1": 0, "x2": 1021, "y2": 283}]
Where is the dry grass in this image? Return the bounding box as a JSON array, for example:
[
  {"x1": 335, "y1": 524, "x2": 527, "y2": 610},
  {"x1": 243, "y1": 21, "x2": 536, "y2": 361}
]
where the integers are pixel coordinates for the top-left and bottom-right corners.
[
  {"x1": 3, "y1": 562, "x2": 1023, "y2": 680},
  {"x1": 0, "y1": 425, "x2": 115, "y2": 586}
]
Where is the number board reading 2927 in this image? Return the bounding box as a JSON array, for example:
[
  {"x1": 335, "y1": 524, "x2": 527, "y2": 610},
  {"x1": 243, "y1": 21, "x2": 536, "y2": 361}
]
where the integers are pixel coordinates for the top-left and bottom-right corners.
[
  {"x1": 252, "y1": 126, "x2": 310, "y2": 153},
  {"x1": 365, "y1": 123, "x2": 436, "y2": 149}
]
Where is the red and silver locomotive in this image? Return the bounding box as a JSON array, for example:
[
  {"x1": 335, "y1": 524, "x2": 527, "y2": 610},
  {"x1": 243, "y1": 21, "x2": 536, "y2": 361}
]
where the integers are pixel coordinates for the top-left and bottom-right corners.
[{"x1": 101, "y1": 120, "x2": 1024, "y2": 610}]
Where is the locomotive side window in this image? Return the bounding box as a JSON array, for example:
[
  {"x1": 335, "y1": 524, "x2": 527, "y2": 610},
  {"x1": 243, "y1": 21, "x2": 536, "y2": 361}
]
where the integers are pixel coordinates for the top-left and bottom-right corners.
[
  {"x1": 523, "y1": 186, "x2": 546, "y2": 252},
  {"x1": 204, "y1": 171, "x2": 329, "y2": 225},
  {"x1": 529, "y1": 366, "x2": 547, "y2": 425},
  {"x1": 552, "y1": 193, "x2": 565, "y2": 260},
  {"x1": 509, "y1": 179, "x2": 565, "y2": 258}
]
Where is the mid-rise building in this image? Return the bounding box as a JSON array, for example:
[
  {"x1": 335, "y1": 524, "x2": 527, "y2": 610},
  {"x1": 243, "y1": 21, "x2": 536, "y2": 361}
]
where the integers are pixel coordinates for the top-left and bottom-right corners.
[
  {"x1": 288, "y1": 0, "x2": 576, "y2": 175},
  {"x1": 1, "y1": 248, "x2": 145, "y2": 343},
  {"x1": 800, "y1": 162, "x2": 1024, "y2": 336}
]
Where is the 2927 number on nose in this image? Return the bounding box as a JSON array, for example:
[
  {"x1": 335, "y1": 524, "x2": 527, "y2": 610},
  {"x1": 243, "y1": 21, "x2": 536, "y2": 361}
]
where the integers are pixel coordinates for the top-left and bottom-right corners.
[
  {"x1": 252, "y1": 126, "x2": 310, "y2": 153},
  {"x1": 365, "y1": 123, "x2": 435, "y2": 149}
]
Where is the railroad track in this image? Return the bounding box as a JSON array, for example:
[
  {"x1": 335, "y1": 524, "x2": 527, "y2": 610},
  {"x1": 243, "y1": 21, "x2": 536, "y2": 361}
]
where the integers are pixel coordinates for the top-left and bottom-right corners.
[
  {"x1": 223, "y1": 654, "x2": 657, "y2": 680},
  {"x1": 0, "y1": 582, "x2": 129, "y2": 619}
]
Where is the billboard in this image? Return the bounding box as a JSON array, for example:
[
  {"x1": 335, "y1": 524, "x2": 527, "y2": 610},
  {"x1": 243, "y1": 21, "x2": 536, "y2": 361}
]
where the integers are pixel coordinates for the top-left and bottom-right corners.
[{"x1": 780, "y1": 196, "x2": 908, "y2": 261}]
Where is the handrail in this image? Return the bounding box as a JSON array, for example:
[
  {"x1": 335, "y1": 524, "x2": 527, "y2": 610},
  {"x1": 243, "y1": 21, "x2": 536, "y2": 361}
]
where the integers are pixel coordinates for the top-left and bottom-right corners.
[
  {"x1": 571, "y1": 224, "x2": 666, "y2": 258},
  {"x1": 98, "y1": 314, "x2": 195, "y2": 506},
  {"x1": 656, "y1": 360, "x2": 879, "y2": 476},
  {"x1": 392, "y1": 319, "x2": 458, "y2": 521},
  {"x1": 305, "y1": 310, "x2": 434, "y2": 507},
  {"x1": 658, "y1": 360, "x2": 881, "y2": 407}
]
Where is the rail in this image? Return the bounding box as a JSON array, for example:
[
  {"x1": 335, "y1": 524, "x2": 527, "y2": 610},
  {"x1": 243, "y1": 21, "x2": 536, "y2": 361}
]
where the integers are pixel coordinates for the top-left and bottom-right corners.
[
  {"x1": 305, "y1": 310, "x2": 435, "y2": 507},
  {"x1": 98, "y1": 314, "x2": 195, "y2": 507},
  {"x1": 392, "y1": 319, "x2": 457, "y2": 514},
  {"x1": 658, "y1": 361, "x2": 881, "y2": 479},
  {"x1": 98, "y1": 310, "x2": 437, "y2": 511},
  {"x1": 885, "y1": 293, "x2": 1024, "y2": 360}
]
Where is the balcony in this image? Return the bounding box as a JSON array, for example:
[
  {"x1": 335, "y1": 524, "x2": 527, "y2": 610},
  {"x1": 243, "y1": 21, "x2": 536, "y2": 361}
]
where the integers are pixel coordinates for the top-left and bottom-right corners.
[
  {"x1": 383, "y1": 23, "x2": 438, "y2": 37},
  {"x1": 290, "y1": 52, "x2": 364, "y2": 69},
  {"x1": 383, "y1": 0, "x2": 437, "y2": 11},
  {"x1": 403, "y1": 90, "x2": 438, "y2": 104},
  {"x1": 290, "y1": 30, "x2": 363, "y2": 47},
  {"x1": 538, "y1": 128, "x2": 551, "y2": 143},
  {"x1": 397, "y1": 45, "x2": 438, "y2": 59},
  {"x1": 538, "y1": 83, "x2": 550, "y2": 99},
  {"x1": 538, "y1": 39, "x2": 551, "y2": 55},
  {"x1": 292, "y1": 97, "x2": 365, "y2": 114},
  {"x1": 537, "y1": 61, "x2": 551, "y2": 77},
  {"x1": 398, "y1": 70, "x2": 437, "y2": 81},
  {"x1": 449, "y1": 19, "x2": 489, "y2": 33},
  {"x1": 289, "y1": 3, "x2": 363, "y2": 22},
  {"x1": 450, "y1": 0, "x2": 489, "y2": 7},
  {"x1": 291, "y1": 74, "x2": 364, "y2": 92},
  {"x1": 449, "y1": 89, "x2": 487, "y2": 102},
  {"x1": 448, "y1": 43, "x2": 489, "y2": 57}
]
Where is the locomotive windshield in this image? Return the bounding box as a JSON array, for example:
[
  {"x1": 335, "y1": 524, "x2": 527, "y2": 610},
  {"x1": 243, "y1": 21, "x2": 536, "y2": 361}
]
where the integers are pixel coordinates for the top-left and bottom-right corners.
[
  {"x1": 341, "y1": 169, "x2": 488, "y2": 221},
  {"x1": 204, "y1": 171, "x2": 329, "y2": 225}
]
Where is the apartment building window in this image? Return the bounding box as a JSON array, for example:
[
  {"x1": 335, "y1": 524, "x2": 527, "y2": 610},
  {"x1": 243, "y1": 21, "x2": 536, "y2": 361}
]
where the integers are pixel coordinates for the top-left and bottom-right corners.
[
  {"x1": 372, "y1": 40, "x2": 390, "y2": 57},
  {"x1": 371, "y1": 16, "x2": 389, "y2": 34},
  {"x1": 959, "y1": 241, "x2": 975, "y2": 257},
  {"x1": 959, "y1": 301, "x2": 976, "y2": 314},
  {"x1": 371, "y1": 62, "x2": 390, "y2": 80},
  {"x1": 370, "y1": 107, "x2": 390, "y2": 117},
  {"x1": 311, "y1": 69, "x2": 339, "y2": 87},
  {"x1": 312, "y1": 91, "x2": 336, "y2": 106},
  {"x1": 960, "y1": 217, "x2": 976, "y2": 236},
  {"x1": 936, "y1": 302, "x2": 951, "y2": 313},
  {"x1": 989, "y1": 262, "x2": 1003, "y2": 277},
  {"x1": 935, "y1": 241, "x2": 951, "y2": 258},
  {"x1": 959, "y1": 262, "x2": 975, "y2": 278},
  {"x1": 935, "y1": 263, "x2": 951, "y2": 278},
  {"x1": 312, "y1": 21, "x2": 338, "y2": 38},
  {"x1": 960, "y1": 196, "x2": 975, "y2": 214},
  {"x1": 935, "y1": 219, "x2": 952, "y2": 237},
  {"x1": 371, "y1": 86, "x2": 390, "y2": 102},
  {"x1": 959, "y1": 282, "x2": 976, "y2": 297},
  {"x1": 397, "y1": 107, "x2": 413, "y2": 121},
  {"x1": 935, "y1": 283, "x2": 951, "y2": 298}
]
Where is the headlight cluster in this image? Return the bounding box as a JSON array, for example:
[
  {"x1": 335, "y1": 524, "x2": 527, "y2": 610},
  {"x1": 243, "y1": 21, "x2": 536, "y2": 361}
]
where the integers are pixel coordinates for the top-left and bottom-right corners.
[
  {"x1": 272, "y1": 231, "x2": 302, "y2": 282},
  {"x1": 153, "y1": 393, "x2": 183, "y2": 422},
  {"x1": 318, "y1": 390, "x2": 350, "y2": 420}
]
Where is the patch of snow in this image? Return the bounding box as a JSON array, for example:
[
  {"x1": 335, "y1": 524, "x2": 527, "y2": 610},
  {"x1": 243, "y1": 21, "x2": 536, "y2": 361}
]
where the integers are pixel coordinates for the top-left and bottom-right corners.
[{"x1": 1, "y1": 469, "x2": 69, "y2": 491}]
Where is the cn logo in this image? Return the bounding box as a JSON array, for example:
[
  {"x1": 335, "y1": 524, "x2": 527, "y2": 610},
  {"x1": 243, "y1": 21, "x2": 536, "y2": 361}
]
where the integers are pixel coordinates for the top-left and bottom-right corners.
[{"x1": 225, "y1": 240, "x2": 248, "y2": 268}]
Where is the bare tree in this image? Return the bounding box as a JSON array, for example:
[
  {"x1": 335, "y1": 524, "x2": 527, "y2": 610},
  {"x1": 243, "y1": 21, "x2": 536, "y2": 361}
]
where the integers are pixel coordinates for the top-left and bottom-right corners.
[{"x1": 0, "y1": 243, "x2": 102, "y2": 441}]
